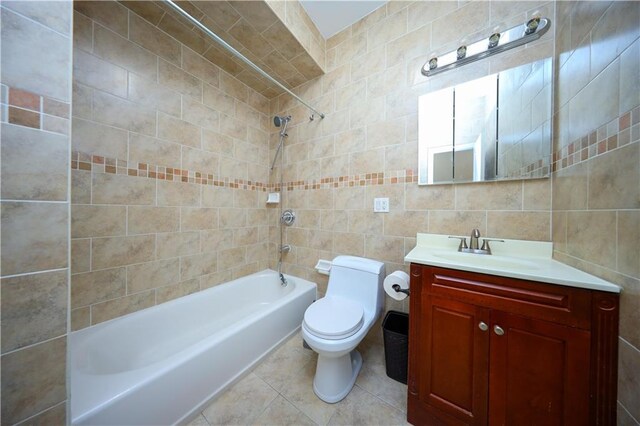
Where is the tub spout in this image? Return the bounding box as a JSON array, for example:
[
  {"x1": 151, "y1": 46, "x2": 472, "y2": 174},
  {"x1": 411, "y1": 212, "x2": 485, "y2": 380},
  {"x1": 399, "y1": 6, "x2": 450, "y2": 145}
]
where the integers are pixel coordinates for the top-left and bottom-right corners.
[{"x1": 280, "y1": 273, "x2": 287, "y2": 286}]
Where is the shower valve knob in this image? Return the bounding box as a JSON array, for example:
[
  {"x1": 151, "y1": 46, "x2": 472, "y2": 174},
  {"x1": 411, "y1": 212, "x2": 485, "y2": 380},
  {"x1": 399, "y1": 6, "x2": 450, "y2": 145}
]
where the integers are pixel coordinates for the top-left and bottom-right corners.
[{"x1": 280, "y1": 209, "x2": 296, "y2": 226}]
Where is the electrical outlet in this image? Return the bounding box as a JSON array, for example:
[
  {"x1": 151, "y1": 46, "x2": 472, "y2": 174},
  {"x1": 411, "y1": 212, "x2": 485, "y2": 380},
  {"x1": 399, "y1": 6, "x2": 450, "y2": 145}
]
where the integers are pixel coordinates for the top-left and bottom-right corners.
[{"x1": 373, "y1": 197, "x2": 389, "y2": 213}]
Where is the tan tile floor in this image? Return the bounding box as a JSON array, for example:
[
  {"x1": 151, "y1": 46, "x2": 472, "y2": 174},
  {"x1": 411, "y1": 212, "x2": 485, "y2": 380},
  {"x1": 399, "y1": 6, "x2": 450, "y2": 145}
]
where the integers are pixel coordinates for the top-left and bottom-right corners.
[{"x1": 188, "y1": 325, "x2": 409, "y2": 426}]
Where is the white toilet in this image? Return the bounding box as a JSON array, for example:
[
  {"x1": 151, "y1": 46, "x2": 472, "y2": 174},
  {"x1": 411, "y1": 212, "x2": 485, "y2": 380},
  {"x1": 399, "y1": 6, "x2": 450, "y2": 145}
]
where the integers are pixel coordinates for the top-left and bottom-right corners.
[{"x1": 302, "y1": 256, "x2": 385, "y2": 403}]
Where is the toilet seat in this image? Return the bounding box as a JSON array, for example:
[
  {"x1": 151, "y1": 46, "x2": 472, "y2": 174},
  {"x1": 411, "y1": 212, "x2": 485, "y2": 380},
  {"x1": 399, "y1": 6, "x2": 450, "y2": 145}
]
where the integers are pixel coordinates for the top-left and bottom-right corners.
[{"x1": 304, "y1": 297, "x2": 364, "y2": 340}]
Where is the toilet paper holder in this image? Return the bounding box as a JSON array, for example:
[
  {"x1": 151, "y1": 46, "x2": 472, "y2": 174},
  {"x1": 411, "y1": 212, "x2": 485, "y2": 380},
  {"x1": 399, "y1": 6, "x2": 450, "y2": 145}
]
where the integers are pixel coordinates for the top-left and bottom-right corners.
[{"x1": 392, "y1": 284, "x2": 410, "y2": 296}]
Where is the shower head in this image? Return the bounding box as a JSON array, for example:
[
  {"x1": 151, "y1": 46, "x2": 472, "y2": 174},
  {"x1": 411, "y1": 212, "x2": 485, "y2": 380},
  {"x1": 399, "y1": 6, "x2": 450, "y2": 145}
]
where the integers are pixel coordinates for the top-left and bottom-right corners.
[
  {"x1": 273, "y1": 115, "x2": 291, "y2": 128},
  {"x1": 271, "y1": 115, "x2": 291, "y2": 171}
]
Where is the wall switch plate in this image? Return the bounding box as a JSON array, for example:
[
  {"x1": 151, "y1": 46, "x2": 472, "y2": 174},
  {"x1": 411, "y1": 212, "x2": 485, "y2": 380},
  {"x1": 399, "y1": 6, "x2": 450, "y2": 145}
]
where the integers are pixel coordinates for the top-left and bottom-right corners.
[{"x1": 374, "y1": 197, "x2": 389, "y2": 212}]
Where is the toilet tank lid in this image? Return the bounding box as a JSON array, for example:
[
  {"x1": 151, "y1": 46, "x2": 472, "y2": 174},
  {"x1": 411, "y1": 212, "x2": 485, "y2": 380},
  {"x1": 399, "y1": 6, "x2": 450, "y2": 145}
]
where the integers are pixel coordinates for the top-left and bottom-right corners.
[{"x1": 331, "y1": 256, "x2": 385, "y2": 275}]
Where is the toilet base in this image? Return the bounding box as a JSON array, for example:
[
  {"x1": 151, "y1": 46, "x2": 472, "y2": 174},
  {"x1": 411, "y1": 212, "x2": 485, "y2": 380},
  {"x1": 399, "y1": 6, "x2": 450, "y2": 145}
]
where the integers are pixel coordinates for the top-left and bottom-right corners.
[{"x1": 312, "y1": 350, "x2": 362, "y2": 403}]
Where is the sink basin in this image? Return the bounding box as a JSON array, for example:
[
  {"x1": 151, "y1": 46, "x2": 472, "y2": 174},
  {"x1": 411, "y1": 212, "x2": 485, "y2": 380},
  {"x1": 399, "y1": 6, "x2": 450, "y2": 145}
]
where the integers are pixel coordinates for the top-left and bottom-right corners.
[
  {"x1": 405, "y1": 234, "x2": 621, "y2": 293},
  {"x1": 431, "y1": 251, "x2": 540, "y2": 271}
]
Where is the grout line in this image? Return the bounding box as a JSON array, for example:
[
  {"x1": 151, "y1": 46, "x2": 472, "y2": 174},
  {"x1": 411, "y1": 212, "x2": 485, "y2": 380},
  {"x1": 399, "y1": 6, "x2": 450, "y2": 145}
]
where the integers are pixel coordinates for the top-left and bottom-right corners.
[
  {"x1": 13, "y1": 400, "x2": 67, "y2": 426},
  {"x1": 88, "y1": 305, "x2": 92, "y2": 328},
  {"x1": 617, "y1": 402, "x2": 640, "y2": 426},
  {"x1": 615, "y1": 211, "x2": 619, "y2": 272},
  {"x1": 563, "y1": 208, "x2": 568, "y2": 254},
  {"x1": 0, "y1": 198, "x2": 68, "y2": 204},
  {"x1": 3, "y1": 118, "x2": 69, "y2": 136},
  {"x1": 90, "y1": 19, "x2": 95, "y2": 53},
  {"x1": 1, "y1": 333, "x2": 66, "y2": 357},
  {"x1": 66, "y1": 9, "x2": 74, "y2": 405},
  {"x1": 0, "y1": 5, "x2": 71, "y2": 39},
  {"x1": 39, "y1": 96, "x2": 44, "y2": 129},
  {"x1": 125, "y1": 8, "x2": 130, "y2": 40},
  {"x1": 1, "y1": 267, "x2": 68, "y2": 280},
  {"x1": 620, "y1": 337, "x2": 640, "y2": 355}
]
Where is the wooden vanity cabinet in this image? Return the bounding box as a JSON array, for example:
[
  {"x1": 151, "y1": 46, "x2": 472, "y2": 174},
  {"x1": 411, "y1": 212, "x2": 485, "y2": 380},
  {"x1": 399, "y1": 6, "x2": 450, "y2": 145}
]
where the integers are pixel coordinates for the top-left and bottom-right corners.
[{"x1": 407, "y1": 264, "x2": 619, "y2": 426}]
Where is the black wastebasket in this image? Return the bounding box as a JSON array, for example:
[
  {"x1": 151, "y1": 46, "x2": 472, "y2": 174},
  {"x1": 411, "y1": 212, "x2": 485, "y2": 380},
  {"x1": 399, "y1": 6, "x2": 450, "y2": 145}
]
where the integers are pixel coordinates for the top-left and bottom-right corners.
[{"x1": 382, "y1": 310, "x2": 409, "y2": 384}]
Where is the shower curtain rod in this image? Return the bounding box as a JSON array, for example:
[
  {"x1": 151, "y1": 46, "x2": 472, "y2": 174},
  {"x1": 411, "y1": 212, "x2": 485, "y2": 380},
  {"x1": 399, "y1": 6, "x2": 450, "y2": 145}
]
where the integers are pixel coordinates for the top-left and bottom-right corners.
[{"x1": 163, "y1": 0, "x2": 325, "y2": 119}]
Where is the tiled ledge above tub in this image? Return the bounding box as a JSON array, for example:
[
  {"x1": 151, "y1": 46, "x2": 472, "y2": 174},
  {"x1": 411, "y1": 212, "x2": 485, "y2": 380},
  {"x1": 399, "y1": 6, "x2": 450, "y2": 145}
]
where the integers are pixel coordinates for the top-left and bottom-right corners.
[{"x1": 405, "y1": 233, "x2": 621, "y2": 293}]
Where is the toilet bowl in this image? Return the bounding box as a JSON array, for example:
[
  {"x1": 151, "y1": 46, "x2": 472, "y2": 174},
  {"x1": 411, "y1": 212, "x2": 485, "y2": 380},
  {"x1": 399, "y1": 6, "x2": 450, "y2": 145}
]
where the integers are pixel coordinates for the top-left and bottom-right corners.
[{"x1": 302, "y1": 256, "x2": 385, "y2": 403}]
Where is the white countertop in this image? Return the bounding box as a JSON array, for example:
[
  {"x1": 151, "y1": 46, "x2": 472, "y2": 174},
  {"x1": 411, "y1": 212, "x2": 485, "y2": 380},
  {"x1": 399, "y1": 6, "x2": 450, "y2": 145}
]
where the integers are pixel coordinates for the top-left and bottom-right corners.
[{"x1": 404, "y1": 233, "x2": 620, "y2": 293}]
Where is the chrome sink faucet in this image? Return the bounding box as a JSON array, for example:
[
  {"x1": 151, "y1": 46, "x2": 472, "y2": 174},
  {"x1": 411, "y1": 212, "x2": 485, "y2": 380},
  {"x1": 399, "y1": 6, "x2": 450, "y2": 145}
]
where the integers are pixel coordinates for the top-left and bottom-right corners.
[
  {"x1": 469, "y1": 228, "x2": 481, "y2": 250},
  {"x1": 449, "y1": 229, "x2": 504, "y2": 255}
]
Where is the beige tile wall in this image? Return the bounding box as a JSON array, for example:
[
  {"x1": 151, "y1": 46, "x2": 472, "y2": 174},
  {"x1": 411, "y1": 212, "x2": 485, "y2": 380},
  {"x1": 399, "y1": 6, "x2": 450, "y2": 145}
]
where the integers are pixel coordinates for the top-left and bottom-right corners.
[
  {"x1": 551, "y1": 1, "x2": 640, "y2": 423},
  {"x1": 0, "y1": 1, "x2": 72, "y2": 425},
  {"x1": 269, "y1": 1, "x2": 555, "y2": 310},
  {"x1": 71, "y1": 2, "x2": 274, "y2": 330}
]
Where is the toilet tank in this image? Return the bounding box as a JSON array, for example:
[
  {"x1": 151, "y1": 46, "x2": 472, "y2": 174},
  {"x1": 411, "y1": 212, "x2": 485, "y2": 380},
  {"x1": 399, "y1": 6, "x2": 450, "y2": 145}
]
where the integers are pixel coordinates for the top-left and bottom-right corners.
[{"x1": 327, "y1": 256, "x2": 386, "y2": 316}]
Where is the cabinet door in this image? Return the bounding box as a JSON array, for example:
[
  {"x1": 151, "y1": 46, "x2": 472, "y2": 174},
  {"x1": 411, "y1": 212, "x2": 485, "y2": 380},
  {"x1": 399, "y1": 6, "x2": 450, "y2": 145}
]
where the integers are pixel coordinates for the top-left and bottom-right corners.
[
  {"x1": 488, "y1": 310, "x2": 591, "y2": 426},
  {"x1": 412, "y1": 295, "x2": 490, "y2": 425}
]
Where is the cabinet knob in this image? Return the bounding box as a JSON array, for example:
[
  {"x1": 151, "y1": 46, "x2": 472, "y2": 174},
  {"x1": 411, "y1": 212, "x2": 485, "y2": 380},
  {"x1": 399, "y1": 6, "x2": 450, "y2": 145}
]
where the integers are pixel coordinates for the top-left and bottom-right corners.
[
  {"x1": 494, "y1": 325, "x2": 505, "y2": 336},
  {"x1": 478, "y1": 321, "x2": 488, "y2": 331}
]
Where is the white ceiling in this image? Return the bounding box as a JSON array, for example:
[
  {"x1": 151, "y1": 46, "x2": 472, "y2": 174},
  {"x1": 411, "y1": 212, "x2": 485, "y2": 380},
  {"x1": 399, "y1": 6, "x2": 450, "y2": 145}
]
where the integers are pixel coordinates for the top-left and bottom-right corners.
[{"x1": 300, "y1": 0, "x2": 387, "y2": 39}]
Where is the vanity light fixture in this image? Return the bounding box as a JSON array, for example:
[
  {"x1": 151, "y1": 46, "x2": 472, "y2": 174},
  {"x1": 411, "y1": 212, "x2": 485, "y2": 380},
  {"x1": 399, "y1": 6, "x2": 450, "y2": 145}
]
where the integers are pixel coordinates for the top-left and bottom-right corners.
[{"x1": 421, "y1": 17, "x2": 551, "y2": 77}]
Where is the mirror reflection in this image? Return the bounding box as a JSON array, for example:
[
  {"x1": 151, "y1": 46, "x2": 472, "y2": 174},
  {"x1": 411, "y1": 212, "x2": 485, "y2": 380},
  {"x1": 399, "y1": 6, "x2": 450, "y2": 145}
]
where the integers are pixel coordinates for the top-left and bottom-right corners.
[{"x1": 418, "y1": 57, "x2": 553, "y2": 185}]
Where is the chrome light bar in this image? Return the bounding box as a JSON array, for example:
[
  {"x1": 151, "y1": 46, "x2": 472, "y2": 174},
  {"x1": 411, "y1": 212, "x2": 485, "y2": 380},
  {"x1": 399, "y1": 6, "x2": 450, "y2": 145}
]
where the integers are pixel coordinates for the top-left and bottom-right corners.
[{"x1": 422, "y1": 18, "x2": 551, "y2": 77}]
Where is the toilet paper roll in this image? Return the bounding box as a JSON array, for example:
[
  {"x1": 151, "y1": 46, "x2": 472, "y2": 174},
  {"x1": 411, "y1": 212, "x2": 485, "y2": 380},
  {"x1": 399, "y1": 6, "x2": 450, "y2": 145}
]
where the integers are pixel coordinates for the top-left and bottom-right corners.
[{"x1": 383, "y1": 271, "x2": 410, "y2": 301}]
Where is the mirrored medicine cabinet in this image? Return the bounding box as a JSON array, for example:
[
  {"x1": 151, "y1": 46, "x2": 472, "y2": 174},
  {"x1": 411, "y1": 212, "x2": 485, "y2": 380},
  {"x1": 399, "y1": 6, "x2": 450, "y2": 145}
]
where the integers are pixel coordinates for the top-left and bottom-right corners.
[{"x1": 418, "y1": 57, "x2": 553, "y2": 185}]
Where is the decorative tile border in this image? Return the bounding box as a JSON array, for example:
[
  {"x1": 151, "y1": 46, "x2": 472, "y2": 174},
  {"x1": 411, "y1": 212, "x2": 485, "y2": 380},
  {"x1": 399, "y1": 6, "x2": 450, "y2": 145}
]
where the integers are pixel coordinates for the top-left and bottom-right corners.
[
  {"x1": 522, "y1": 159, "x2": 550, "y2": 178},
  {"x1": 0, "y1": 84, "x2": 70, "y2": 135},
  {"x1": 283, "y1": 171, "x2": 418, "y2": 190},
  {"x1": 503, "y1": 157, "x2": 550, "y2": 180},
  {"x1": 71, "y1": 150, "x2": 419, "y2": 192},
  {"x1": 71, "y1": 151, "x2": 268, "y2": 190},
  {"x1": 552, "y1": 106, "x2": 640, "y2": 172}
]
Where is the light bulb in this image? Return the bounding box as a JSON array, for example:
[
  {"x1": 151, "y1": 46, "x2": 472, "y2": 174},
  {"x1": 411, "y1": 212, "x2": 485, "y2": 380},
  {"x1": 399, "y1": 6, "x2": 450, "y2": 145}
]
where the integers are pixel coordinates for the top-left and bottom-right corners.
[
  {"x1": 488, "y1": 32, "x2": 500, "y2": 48},
  {"x1": 525, "y1": 17, "x2": 540, "y2": 35},
  {"x1": 456, "y1": 45, "x2": 467, "y2": 60}
]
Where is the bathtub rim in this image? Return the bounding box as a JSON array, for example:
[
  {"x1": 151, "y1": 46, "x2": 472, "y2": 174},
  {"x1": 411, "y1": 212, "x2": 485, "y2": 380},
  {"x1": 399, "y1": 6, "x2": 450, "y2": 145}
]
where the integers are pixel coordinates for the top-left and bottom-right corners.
[{"x1": 71, "y1": 269, "x2": 304, "y2": 337}]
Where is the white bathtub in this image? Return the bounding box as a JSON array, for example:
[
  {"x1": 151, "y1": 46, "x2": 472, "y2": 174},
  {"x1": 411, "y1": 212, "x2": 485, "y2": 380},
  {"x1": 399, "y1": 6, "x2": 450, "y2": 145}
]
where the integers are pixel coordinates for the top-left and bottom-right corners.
[{"x1": 70, "y1": 270, "x2": 316, "y2": 425}]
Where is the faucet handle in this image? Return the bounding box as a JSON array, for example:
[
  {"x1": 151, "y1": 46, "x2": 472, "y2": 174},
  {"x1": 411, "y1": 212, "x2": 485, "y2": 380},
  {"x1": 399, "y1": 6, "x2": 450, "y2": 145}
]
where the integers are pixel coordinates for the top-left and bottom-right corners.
[
  {"x1": 480, "y1": 238, "x2": 504, "y2": 254},
  {"x1": 448, "y1": 236, "x2": 469, "y2": 251}
]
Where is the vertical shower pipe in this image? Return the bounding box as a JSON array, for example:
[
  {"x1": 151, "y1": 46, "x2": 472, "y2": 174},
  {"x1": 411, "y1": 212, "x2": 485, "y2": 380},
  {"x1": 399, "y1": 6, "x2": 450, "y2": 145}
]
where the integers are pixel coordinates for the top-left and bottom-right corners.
[
  {"x1": 279, "y1": 125, "x2": 285, "y2": 284},
  {"x1": 272, "y1": 116, "x2": 291, "y2": 285}
]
